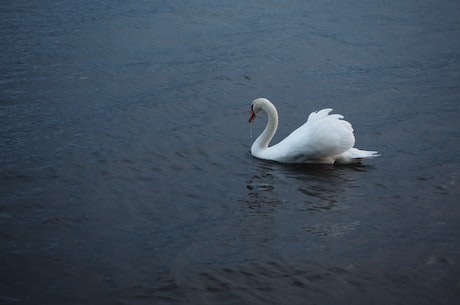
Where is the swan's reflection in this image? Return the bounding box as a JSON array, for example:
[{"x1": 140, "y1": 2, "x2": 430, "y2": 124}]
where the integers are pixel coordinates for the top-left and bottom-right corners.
[
  {"x1": 246, "y1": 161, "x2": 359, "y2": 212},
  {"x1": 243, "y1": 161, "x2": 373, "y2": 243}
]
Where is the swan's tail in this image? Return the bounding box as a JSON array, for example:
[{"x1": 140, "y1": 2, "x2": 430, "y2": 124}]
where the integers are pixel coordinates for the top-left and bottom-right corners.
[{"x1": 335, "y1": 148, "x2": 380, "y2": 164}]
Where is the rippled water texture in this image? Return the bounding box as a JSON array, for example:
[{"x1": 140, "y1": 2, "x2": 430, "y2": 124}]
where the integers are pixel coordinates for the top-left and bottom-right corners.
[{"x1": 1, "y1": 0, "x2": 460, "y2": 304}]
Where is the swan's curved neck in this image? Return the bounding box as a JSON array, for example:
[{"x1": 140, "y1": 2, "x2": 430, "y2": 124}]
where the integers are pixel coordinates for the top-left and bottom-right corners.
[{"x1": 251, "y1": 102, "x2": 278, "y2": 154}]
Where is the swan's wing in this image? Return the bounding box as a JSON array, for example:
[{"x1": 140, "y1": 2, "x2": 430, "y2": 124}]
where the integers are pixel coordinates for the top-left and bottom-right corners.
[
  {"x1": 306, "y1": 115, "x2": 355, "y2": 158},
  {"x1": 273, "y1": 109, "x2": 355, "y2": 161}
]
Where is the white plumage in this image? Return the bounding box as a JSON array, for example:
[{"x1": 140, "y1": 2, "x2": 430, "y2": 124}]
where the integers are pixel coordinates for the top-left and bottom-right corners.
[{"x1": 248, "y1": 98, "x2": 379, "y2": 164}]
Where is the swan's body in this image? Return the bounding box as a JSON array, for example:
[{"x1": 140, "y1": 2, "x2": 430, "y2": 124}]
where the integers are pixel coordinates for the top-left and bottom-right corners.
[{"x1": 249, "y1": 98, "x2": 379, "y2": 164}]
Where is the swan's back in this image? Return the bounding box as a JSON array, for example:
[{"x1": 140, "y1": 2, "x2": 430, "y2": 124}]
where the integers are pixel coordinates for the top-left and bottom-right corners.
[{"x1": 270, "y1": 109, "x2": 355, "y2": 163}]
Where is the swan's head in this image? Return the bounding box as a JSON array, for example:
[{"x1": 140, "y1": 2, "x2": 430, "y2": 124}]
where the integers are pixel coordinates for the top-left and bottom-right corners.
[{"x1": 249, "y1": 98, "x2": 271, "y2": 123}]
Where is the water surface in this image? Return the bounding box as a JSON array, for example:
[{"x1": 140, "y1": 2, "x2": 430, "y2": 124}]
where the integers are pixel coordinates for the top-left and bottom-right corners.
[{"x1": 1, "y1": 0, "x2": 460, "y2": 304}]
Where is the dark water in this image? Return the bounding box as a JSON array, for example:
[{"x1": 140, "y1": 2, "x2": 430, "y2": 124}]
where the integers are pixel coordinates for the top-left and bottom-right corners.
[{"x1": 1, "y1": 0, "x2": 460, "y2": 304}]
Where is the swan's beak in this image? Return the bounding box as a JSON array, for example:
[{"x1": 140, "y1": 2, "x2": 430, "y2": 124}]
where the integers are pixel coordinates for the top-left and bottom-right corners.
[{"x1": 249, "y1": 110, "x2": 256, "y2": 123}]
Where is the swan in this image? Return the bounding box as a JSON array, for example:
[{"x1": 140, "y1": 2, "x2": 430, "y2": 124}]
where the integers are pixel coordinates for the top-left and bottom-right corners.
[{"x1": 248, "y1": 98, "x2": 379, "y2": 164}]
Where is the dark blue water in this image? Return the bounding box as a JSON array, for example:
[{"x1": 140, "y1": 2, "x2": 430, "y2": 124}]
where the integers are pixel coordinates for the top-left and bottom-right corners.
[{"x1": 1, "y1": 0, "x2": 460, "y2": 304}]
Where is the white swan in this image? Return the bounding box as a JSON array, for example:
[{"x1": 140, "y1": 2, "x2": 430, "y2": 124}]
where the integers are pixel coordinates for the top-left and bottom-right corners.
[{"x1": 248, "y1": 98, "x2": 379, "y2": 164}]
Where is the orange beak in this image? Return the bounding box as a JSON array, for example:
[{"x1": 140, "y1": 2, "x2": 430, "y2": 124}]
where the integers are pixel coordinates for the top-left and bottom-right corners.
[{"x1": 249, "y1": 110, "x2": 256, "y2": 123}]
